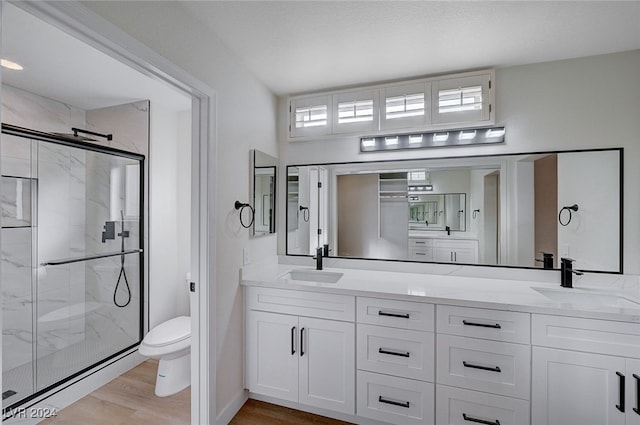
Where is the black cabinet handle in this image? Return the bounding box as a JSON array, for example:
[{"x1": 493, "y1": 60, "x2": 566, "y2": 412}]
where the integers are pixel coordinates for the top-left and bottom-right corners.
[
  {"x1": 462, "y1": 320, "x2": 502, "y2": 329},
  {"x1": 463, "y1": 361, "x2": 501, "y2": 373},
  {"x1": 300, "y1": 328, "x2": 305, "y2": 357},
  {"x1": 291, "y1": 326, "x2": 296, "y2": 355},
  {"x1": 378, "y1": 396, "x2": 410, "y2": 408},
  {"x1": 616, "y1": 371, "x2": 625, "y2": 412},
  {"x1": 463, "y1": 413, "x2": 501, "y2": 425},
  {"x1": 378, "y1": 310, "x2": 410, "y2": 319},
  {"x1": 378, "y1": 348, "x2": 410, "y2": 358},
  {"x1": 634, "y1": 374, "x2": 640, "y2": 415}
]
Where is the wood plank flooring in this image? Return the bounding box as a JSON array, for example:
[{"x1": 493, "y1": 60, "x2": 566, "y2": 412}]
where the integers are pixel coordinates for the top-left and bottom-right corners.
[
  {"x1": 41, "y1": 360, "x2": 352, "y2": 425},
  {"x1": 230, "y1": 399, "x2": 354, "y2": 425},
  {"x1": 41, "y1": 360, "x2": 190, "y2": 425}
]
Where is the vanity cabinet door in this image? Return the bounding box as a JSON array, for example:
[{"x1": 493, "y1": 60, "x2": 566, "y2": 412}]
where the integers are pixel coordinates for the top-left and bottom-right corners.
[
  {"x1": 532, "y1": 347, "x2": 626, "y2": 425},
  {"x1": 247, "y1": 310, "x2": 299, "y2": 402},
  {"x1": 626, "y1": 359, "x2": 640, "y2": 425},
  {"x1": 298, "y1": 317, "x2": 355, "y2": 414}
]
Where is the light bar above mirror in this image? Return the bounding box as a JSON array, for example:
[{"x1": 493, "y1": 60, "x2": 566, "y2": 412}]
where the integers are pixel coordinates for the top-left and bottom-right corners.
[{"x1": 360, "y1": 126, "x2": 505, "y2": 152}]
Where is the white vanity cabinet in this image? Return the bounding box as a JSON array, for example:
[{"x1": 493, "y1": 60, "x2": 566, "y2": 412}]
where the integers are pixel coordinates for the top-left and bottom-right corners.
[
  {"x1": 245, "y1": 287, "x2": 356, "y2": 414},
  {"x1": 433, "y1": 239, "x2": 478, "y2": 264},
  {"x1": 408, "y1": 238, "x2": 434, "y2": 262},
  {"x1": 435, "y1": 305, "x2": 531, "y2": 425},
  {"x1": 408, "y1": 237, "x2": 478, "y2": 263},
  {"x1": 532, "y1": 314, "x2": 640, "y2": 425},
  {"x1": 356, "y1": 297, "x2": 436, "y2": 425}
]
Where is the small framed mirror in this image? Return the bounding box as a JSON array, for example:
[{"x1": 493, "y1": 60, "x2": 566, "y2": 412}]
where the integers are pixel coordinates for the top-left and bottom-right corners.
[{"x1": 251, "y1": 149, "x2": 277, "y2": 238}]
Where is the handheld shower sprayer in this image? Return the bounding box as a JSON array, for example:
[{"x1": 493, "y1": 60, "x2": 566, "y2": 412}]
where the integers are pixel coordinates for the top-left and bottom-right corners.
[{"x1": 113, "y1": 210, "x2": 132, "y2": 308}]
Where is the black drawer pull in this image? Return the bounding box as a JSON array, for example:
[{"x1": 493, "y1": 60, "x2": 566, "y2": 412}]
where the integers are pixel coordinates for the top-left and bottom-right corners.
[
  {"x1": 415, "y1": 241, "x2": 426, "y2": 244},
  {"x1": 378, "y1": 396, "x2": 410, "y2": 408},
  {"x1": 300, "y1": 328, "x2": 305, "y2": 357},
  {"x1": 378, "y1": 348, "x2": 410, "y2": 358},
  {"x1": 634, "y1": 374, "x2": 640, "y2": 415},
  {"x1": 378, "y1": 310, "x2": 410, "y2": 319},
  {"x1": 462, "y1": 320, "x2": 501, "y2": 329},
  {"x1": 463, "y1": 361, "x2": 501, "y2": 373},
  {"x1": 291, "y1": 326, "x2": 296, "y2": 355},
  {"x1": 463, "y1": 413, "x2": 501, "y2": 425},
  {"x1": 616, "y1": 371, "x2": 625, "y2": 412}
]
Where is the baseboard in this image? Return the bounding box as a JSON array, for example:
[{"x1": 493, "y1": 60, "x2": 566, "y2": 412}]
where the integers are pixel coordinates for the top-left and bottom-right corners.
[
  {"x1": 249, "y1": 393, "x2": 388, "y2": 425},
  {"x1": 216, "y1": 389, "x2": 249, "y2": 425},
  {"x1": 3, "y1": 349, "x2": 145, "y2": 425}
]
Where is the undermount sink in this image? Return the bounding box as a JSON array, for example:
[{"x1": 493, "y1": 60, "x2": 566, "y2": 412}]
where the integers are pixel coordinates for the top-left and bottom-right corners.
[
  {"x1": 533, "y1": 287, "x2": 640, "y2": 309},
  {"x1": 280, "y1": 269, "x2": 344, "y2": 284}
]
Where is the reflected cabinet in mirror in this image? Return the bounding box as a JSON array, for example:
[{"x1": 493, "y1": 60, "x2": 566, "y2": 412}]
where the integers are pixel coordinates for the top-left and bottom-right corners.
[
  {"x1": 286, "y1": 148, "x2": 622, "y2": 273},
  {"x1": 251, "y1": 149, "x2": 277, "y2": 238}
]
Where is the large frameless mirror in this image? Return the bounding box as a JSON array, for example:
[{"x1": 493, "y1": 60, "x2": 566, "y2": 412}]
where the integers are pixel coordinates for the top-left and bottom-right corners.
[
  {"x1": 286, "y1": 148, "x2": 622, "y2": 273},
  {"x1": 251, "y1": 149, "x2": 277, "y2": 238}
]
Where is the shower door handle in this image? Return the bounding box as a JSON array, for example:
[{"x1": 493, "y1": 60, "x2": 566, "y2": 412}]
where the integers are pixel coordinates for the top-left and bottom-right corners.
[{"x1": 41, "y1": 249, "x2": 143, "y2": 266}]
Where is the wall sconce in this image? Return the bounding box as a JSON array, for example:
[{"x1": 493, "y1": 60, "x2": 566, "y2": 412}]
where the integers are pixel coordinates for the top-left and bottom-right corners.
[{"x1": 360, "y1": 126, "x2": 505, "y2": 152}]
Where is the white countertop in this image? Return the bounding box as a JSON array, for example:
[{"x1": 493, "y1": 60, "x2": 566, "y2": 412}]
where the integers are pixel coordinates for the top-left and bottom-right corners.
[
  {"x1": 241, "y1": 258, "x2": 640, "y2": 323},
  {"x1": 408, "y1": 231, "x2": 478, "y2": 240}
]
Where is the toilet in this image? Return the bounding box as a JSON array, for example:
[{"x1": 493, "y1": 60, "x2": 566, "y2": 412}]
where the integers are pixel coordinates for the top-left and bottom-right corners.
[{"x1": 139, "y1": 276, "x2": 193, "y2": 397}]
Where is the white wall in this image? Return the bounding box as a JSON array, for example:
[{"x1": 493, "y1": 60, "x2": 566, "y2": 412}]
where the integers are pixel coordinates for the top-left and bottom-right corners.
[
  {"x1": 278, "y1": 50, "x2": 640, "y2": 274},
  {"x1": 81, "y1": 1, "x2": 279, "y2": 416},
  {"x1": 557, "y1": 151, "x2": 619, "y2": 271}
]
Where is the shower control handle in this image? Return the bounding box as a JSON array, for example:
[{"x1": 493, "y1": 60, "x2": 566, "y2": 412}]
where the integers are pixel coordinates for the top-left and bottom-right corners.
[{"x1": 102, "y1": 221, "x2": 116, "y2": 243}]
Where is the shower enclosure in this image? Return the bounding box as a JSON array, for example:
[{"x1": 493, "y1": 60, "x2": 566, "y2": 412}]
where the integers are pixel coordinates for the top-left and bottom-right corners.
[{"x1": 1, "y1": 124, "x2": 144, "y2": 411}]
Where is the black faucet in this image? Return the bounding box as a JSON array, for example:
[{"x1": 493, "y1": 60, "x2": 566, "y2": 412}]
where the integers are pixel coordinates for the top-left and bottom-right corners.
[
  {"x1": 560, "y1": 257, "x2": 583, "y2": 288},
  {"x1": 536, "y1": 252, "x2": 554, "y2": 269},
  {"x1": 314, "y1": 247, "x2": 323, "y2": 271},
  {"x1": 323, "y1": 244, "x2": 330, "y2": 257},
  {"x1": 445, "y1": 225, "x2": 451, "y2": 236}
]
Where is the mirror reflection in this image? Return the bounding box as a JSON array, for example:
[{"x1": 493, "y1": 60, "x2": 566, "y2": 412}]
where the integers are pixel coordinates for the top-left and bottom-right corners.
[
  {"x1": 252, "y1": 149, "x2": 277, "y2": 238},
  {"x1": 286, "y1": 149, "x2": 622, "y2": 273}
]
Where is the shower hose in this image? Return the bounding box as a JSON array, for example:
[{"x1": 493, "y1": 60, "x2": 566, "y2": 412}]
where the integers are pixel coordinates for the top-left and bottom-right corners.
[{"x1": 114, "y1": 211, "x2": 132, "y2": 308}]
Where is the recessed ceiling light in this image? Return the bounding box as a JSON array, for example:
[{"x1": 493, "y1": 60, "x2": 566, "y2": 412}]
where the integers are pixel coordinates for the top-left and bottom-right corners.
[{"x1": 1, "y1": 59, "x2": 23, "y2": 71}]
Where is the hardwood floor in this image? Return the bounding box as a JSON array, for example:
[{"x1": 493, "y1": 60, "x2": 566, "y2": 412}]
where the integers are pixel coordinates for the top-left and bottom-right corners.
[
  {"x1": 41, "y1": 360, "x2": 190, "y2": 425},
  {"x1": 230, "y1": 399, "x2": 354, "y2": 425},
  {"x1": 41, "y1": 360, "x2": 351, "y2": 425}
]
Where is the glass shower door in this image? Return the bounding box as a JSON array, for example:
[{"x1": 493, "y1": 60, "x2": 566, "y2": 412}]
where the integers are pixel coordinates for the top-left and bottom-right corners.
[
  {"x1": 1, "y1": 134, "x2": 37, "y2": 407},
  {"x1": 2, "y1": 128, "x2": 144, "y2": 409},
  {"x1": 34, "y1": 141, "x2": 142, "y2": 391}
]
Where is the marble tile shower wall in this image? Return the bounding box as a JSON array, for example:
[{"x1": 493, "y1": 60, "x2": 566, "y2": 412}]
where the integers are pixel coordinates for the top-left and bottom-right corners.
[{"x1": 85, "y1": 100, "x2": 149, "y2": 347}]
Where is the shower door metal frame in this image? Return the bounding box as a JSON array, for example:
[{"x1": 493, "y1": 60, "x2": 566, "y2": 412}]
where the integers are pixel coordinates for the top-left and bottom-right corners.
[{"x1": 1, "y1": 123, "x2": 145, "y2": 413}]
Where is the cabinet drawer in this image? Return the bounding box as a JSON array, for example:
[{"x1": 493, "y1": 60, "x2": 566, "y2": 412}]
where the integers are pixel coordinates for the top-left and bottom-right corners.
[
  {"x1": 409, "y1": 238, "x2": 433, "y2": 248},
  {"x1": 437, "y1": 305, "x2": 530, "y2": 344},
  {"x1": 357, "y1": 370, "x2": 434, "y2": 425},
  {"x1": 357, "y1": 297, "x2": 434, "y2": 331},
  {"x1": 409, "y1": 247, "x2": 433, "y2": 261},
  {"x1": 532, "y1": 314, "x2": 640, "y2": 358},
  {"x1": 357, "y1": 324, "x2": 434, "y2": 382},
  {"x1": 246, "y1": 286, "x2": 355, "y2": 321},
  {"x1": 436, "y1": 384, "x2": 530, "y2": 425},
  {"x1": 436, "y1": 335, "x2": 530, "y2": 399}
]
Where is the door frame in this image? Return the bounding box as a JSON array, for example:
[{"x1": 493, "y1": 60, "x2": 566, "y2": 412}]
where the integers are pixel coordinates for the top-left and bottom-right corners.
[{"x1": 4, "y1": 1, "x2": 217, "y2": 423}]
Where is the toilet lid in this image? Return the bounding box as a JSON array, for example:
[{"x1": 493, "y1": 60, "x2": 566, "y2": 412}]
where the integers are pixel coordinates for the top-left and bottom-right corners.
[{"x1": 143, "y1": 316, "x2": 191, "y2": 347}]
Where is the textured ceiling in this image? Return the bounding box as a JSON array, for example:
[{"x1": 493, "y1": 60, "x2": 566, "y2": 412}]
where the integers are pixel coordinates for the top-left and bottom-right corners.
[
  {"x1": 180, "y1": 1, "x2": 640, "y2": 95},
  {"x1": 2, "y1": 4, "x2": 191, "y2": 111}
]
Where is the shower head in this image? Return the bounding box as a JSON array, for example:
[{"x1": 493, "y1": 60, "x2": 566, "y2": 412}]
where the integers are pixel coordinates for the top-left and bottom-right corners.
[
  {"x1": 54, "y1": 127, "x2": 112, "y2": 143},
  {"x1": 53, "y1": 132, "x2": 97, "y2": 142}
]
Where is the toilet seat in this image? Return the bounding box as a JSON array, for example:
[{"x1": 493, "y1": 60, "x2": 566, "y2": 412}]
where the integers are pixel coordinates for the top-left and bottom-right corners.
[
  {"x1": 139, "y1": 316, "x2": 191, "y2": 358},
  {"x1": 143, "y1": 316, "x2": 190, "y2": 347}
]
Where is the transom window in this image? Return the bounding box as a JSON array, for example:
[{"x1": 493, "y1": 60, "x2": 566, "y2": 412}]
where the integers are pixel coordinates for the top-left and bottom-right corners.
[
  {"x1": 438, "y1": 85, "x2": 483, "y2": 114},
  {"x1": 295, "y1": 105, "x2": 328, "y2": 128},
  {"x1": 337, "y1": 100, "x2": 374, "y2": 124},
  {"x1": 386, "y1": 93, "x2": 425, "y2": 120}
]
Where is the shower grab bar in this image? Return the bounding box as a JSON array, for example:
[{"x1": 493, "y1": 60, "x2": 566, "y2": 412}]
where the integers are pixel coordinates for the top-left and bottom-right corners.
[{"x1": 41, "y1": 249, "x2": 142, "y2": 266}]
